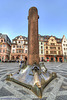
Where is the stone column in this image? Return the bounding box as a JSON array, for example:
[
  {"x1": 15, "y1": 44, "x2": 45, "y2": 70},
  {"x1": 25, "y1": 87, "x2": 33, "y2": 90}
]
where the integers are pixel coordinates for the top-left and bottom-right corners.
[{"x1": 28, "y1": 7, "x2": 39, "y2": 65}]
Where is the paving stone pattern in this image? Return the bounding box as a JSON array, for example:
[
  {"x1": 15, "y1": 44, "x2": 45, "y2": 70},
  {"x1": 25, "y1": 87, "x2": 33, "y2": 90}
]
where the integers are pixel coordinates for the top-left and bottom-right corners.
[
  {"x1": 0, "y1": 87, "x2": 13, "y2": 96},
  {"x1": 0, "y1": 62, "x2": 67, "y2": 100}
]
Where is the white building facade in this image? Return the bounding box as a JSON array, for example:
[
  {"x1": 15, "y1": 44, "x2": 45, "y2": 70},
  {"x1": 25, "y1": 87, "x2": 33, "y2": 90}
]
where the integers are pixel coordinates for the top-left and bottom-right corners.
[{"x1": 62, "y1": 35, "x2": 67, "y2": 62}]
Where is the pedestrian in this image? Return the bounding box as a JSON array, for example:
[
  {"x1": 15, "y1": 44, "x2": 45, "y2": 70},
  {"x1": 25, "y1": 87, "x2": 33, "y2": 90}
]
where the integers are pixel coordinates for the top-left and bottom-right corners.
[
  {"x1": 19, "y1": 60, "x2": 22, "y2": 69},
  {"x1": 25, "y1": 57, "x2": 27, "y2": 65},
  {"x1": 47, "y1": 59, "x2": 49, "y2": 62}
]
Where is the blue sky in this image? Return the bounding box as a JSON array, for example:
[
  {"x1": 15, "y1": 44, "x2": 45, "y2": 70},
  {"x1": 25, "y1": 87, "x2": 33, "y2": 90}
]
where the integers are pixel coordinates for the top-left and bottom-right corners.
[{"x1": 0, "y1": 0, "x2": 67, "y2": 40}]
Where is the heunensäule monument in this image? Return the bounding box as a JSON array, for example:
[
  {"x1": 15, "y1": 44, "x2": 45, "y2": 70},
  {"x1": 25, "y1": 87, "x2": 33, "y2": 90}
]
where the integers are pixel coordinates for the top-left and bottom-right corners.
[
  {"x1": 6, "y1": 7, "x2": 57, "y2": 98},
  {"x1": 28, "y1": 7, "x2": 39, "y2": 65}
]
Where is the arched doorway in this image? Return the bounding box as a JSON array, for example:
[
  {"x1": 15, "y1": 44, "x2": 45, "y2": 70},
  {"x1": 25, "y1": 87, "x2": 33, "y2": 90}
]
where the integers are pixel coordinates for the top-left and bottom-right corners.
[
  {"x1": 59, "y1": 58, "x2": 62, "y2": 62},
  {"x1": 51, "y1": 57, "x2": 54, "y2": 61},
  {"x1": 16, "y1": 56, "x2": 19, "y2": 60},
  {"x1": 0, "y1": 56, "x2": 1, "y2": 62},
  {"x1": 12, "y1": 56, "x2": 14, "y2": 60},
  {"x1": 41, "y1": 57, "x2": 44, "y2": 61},
  {"x1": 25, "y1": 56, "x2": 27, "y2": 61}
]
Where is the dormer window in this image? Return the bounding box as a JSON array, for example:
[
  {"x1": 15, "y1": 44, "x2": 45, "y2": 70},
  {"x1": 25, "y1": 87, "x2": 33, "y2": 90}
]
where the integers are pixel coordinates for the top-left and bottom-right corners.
[
  {"x1": 1, "y1": 40, "x2": 3, "y2": 42},
  {"x1": 51, "y1": 39, "x2": 53, "y2": 41},
  {"x1": 19, "y1": 41, "x2": 20, "y2": 43},
  {"x1": 41, "y1": 42, "x2": 42, "y2": 45},
  {"x1": 26, "y1": 42, "x2": 28, "y2": 44},
  {"x1": 13, "y1": 41, "x2": 15, "y2": 43},
  {"x1": 13, "y1": 45, "x2": 15, "y2": 48}
]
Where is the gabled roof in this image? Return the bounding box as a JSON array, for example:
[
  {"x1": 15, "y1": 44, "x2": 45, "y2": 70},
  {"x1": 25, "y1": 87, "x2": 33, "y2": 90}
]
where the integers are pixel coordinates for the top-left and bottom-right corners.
[
  {"x1": 12, "y1": 35, "x2": 28, "y2": 43},
  {"x1": 39, "y1": 34, "x2": 62, "y2": 43}
]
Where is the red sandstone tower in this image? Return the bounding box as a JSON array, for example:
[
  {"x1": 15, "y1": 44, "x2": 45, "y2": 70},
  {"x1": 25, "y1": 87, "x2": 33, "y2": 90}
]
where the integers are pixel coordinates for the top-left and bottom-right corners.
[{"x1": 28, "y1": 7, "x2": 39, "y2": 65}]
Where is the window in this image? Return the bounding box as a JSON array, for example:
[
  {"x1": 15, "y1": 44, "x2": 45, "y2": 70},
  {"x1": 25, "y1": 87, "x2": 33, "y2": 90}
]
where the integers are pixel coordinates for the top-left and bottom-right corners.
[
  {"x1": 1, "y1": 40, "x2": 3, "y2": 42},
  {"x1": 51, "y1": 39, "x2": 53, "y2": 41},
  {"x1": 0, "y1": 49, "x2": 1, "y2": 52},
  {"x1": 13, "y1": 45, "x2": 15, "y2": 48},
  {"x1": 19, "y1": 50, "x2": 21, "y2": 53},
  {"x1": 19, "y1": 41, "x2": 20, "y2": 43},
  {"x1": 17, "y1": 45, "x2": 18, "y2": 48},
  {"x1": 54, "y1": 51, "x2": 56, "y2": 54},
  {"x1": 64, "y1": 52, "x2": 66, "y2": 55},
  {"x1": 16, "y1": 50, "x2": 18, "y2": 53},
  {"x1": 41, "y1": 42, "x2": 42, "y2": 45},
  {"x1": 3, "y1": 45, "x2": 5, "y2": 47},
  {"x1": 25, "y1": 50, "x2": 27, "y2": 53},
  {"x1": 50, "y1": 47, "x2": 56, "y2": 49},
  {"x1": 58, "y1": 51, "x2": 60, "y2": 55},
  {"x1": 22, "y1": 50, "x2": 24, "y2": 53},
  {"x1": 46, "y1": 46, "x2": 48, "y2": 49},
  {"x1": 64, "y1": 48, "x2": 65, "y2": 50},
  {"x1": 50, "y1": 51, "x2": 53, "y2": 54},
  {"x1": 17, "y1": 45, "x2": 21, "y2": 48},
  {"x1": 41, "y1": 46, "x2": 43, "y2": 49},
  {"x1": 63, "y1": 44, "x2": 65, "y2": 46},
  {"x1": 41, "y1": 50, "x2": 43, "y2": 54},
  {"x1": 51, "y1": 43, "x2": 55, "y2": 45},
  {"x1": 3, "y1": 49, "x2": 5, "y2": 52},
  {"x1": 46, "y1": 51, "x2": 48, "y2": 54},
  {"x1": 58, "y1": 47, "x2": 60, "y2": 50},
  {"x1": 50, "y1": 51, "x2": 56, "y2": 54},
  {"x1": 12, "y1": 50, "x2": 15, "y2": 53}
]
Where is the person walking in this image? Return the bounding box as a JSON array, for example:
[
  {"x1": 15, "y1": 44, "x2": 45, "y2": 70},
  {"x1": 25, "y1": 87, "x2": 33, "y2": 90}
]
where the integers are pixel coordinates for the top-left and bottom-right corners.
[{"x1": 19, "y1": 59, "x2": 22, "y2": 69}]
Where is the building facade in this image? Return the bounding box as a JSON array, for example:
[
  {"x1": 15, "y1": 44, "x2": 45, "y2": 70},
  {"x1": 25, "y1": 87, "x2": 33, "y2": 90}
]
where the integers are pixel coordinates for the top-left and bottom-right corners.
[
  {"x1": 0, "y1": 34, "x2": 65, "y2": 62},
  {"x1": 62, "y1": 35, "x2": 67, "y2": 62},
  {"x1": 10, "y1": 35, "x2": 65, "y2": 62},
  {"x1": 0, "y1": 33, "x2": 11, "y2": 62},
  {"x1": 39, "y1": 35, "x2": 45, "y2": 61},
  {"x1": 44, "y1": 36, "x2": 64, "y2": 62},
  {"x1": 10, "y1": 35, "x2": 28, "y2": 61}
]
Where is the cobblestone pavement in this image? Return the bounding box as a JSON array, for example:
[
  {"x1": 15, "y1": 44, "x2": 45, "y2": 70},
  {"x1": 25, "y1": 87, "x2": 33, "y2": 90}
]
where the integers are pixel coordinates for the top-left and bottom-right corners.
[{"x1": 0, "y1": 62, "x2": 67, "y2": 100}]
